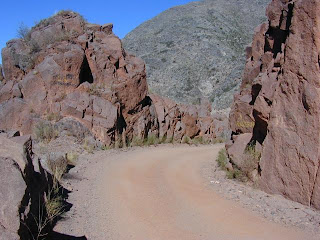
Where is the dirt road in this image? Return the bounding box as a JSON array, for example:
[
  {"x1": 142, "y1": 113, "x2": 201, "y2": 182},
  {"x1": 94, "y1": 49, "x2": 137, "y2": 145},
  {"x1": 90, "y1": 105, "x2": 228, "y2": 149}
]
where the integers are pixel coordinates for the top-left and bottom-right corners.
[{"x1": 55, "y1": 144, "x2": 317, "y2": 240}]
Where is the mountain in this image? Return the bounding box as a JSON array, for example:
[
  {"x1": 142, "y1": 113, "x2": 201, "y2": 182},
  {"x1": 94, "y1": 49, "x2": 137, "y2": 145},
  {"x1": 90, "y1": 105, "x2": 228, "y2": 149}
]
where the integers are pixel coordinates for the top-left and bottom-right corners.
[{"x1": 122, "y1": 0, "x2": 270, "y2": 110}]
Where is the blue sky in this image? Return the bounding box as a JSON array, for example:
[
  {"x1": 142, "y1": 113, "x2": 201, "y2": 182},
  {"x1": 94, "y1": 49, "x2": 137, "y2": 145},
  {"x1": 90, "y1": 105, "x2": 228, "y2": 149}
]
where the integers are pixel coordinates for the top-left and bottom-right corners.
[{"x1": 0, "y1": 0, "x2": 196, "y2": 64}]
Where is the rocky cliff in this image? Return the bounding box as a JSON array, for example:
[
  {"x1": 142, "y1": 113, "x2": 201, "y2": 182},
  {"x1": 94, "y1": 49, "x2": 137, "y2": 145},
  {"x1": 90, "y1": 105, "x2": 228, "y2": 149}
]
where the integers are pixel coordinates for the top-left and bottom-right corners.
[
  {"x1": 122, "y1": 0, "x2": 269, "y2": 110},
  {"x1": 227, "y1": 0, "x2": 320, "y2": 209},
  {"x1": 0, "y1": 133, "x2": 61, "y2": 239},
  {"x1": 0, "y1": 11, "x2": 222, "y2": 146}
]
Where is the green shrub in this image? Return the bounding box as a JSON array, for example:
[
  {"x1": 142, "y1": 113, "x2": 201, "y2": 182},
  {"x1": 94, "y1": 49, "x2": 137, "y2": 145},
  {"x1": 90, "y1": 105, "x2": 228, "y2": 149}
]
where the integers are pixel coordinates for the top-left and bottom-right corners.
[
  {"x1": 216, "y1": 148, "x2": 228, "y2": 171},
  {"x1": 216, "y1": 148, "x2": 247, "y2": 181}
]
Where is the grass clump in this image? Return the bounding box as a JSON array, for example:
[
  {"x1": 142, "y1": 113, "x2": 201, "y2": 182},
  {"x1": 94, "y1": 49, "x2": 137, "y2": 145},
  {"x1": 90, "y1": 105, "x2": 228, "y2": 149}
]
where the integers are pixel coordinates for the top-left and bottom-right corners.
[
  {"x1": 45, "y1": 191, "x2": 64, "y2": 221},
  {"x1": 130, "y1": 136, "x2": 144, "y2": 147},
  {"x1": 47, "y1": 156, "x2": 68, "y2": 187},
  {"x1": 216, "y1": 148, "x2": 228, "y2": 171},
  {"x1": 216, "y1": 148, "x2": 246, "y2": 181},
  {"x1": 46, "y1": 112, "x2": 62, "y2": 122},
  {"x1": 32, "y1": 185, "x2": 65, "y2": 240},
  {"x1": 192, "y1": 136, "x2": 210, "y2": 145},
  {"x1": 83, "y1": 138, "x2": 95, "y2": 153},
  {"x1": 66, "y1": 152, "x2": 78, "y2": 166},
  {"x1": 181, "y1": 135, "x2": 191, "y2": 144},
  {"x1": 34, "y1": 121, "x2": 58, "y2": 143},
  {"x1": 114, "y1": 138, "x2": 124, "y2": 149},
  {"x1": 241, "y1": 145, "x2": 261, "y2": 180},
  {"x1": 33, "y1": 195, "x2": 64, "y2": 239},
  {"x1": 216, "y1": 145, "x2": 261, "y2": 182},
  {"x1": 212, "y1": 137, "x2": 225, "y2": 144},
  {"x1": 144, "y1": 134, "x2": 158, "y2": 146}
]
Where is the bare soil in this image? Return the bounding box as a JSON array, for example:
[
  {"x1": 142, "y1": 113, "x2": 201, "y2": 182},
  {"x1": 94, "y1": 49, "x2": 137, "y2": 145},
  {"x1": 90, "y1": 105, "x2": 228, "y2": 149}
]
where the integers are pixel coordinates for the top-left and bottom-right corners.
[{"x1": 53, "y1": 144, "x2": 320, "y2": 240}]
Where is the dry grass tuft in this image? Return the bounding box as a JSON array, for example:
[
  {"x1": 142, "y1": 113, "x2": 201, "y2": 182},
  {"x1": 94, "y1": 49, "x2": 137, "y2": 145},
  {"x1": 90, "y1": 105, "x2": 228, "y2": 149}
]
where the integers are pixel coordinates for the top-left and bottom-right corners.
[
  {"x1": 66, "y1": 152, "x2": 78, "y2": 166},
  {"x1": 34, "y1": 121, "x2": 58, "y2": 143}
]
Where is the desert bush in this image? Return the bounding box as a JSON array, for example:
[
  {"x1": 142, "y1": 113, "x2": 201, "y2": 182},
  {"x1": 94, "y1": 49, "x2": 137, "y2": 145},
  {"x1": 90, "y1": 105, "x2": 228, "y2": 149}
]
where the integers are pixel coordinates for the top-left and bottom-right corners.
[
  {"x1": 29, "y1": 39, "x2": 41, "y2": 54},
  {"x1": 34, "y1": 121, "x2": 58, "y2": 143},
  {"x1": 45, "y1": 190, "x2": 64, "y2": 221},
  {"x1": 46, "y1": 112, "x2": 62, "y2": 122},
  {"x1": 241, "y1": 145, "x2": 261, "y2": 180},
  {"x1": 216, "y1": 148, "x2": 247, "y2": 181},
  {"x1": 83, "y1": 138, "x2": 95, "y2": 153},
  {"x1": 216, "y1": 148, "x2": 228, "y2": 171},
  {"x1": 47, "y1": 155, "x2": 68, "y2": 186},
  {"x1": 32, "y1": 186, "x2": 65, "y2": 240},
  {"x1": 226, "y1": 168, "x2": 246, "y2": 181},
  {"x1": 17, "y1": 22, "x2": 31, "y2": 41}
]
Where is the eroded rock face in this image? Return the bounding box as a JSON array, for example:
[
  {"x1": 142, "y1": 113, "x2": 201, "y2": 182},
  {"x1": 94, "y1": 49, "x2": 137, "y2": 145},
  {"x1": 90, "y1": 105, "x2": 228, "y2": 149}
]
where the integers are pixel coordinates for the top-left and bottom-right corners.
[
  {"x1": 227, "y1": 0, "x2": 320, "y2": 209},
  {"x1": 0, "y1": 11, "x2": 220, "y2": 146},
  {"x1": 0, "y1": 134, "x2": 49, "y2": 239},
  {"x1": 0, "y1": 65, "x2": 3, "y2": 82}
]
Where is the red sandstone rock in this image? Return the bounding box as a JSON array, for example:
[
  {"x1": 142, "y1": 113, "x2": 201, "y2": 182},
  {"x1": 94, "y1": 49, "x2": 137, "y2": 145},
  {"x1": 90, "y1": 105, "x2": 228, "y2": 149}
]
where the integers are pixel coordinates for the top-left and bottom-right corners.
[
  {"x1": 227, "y1": 0, "x2": 320, "y2": 209},
  {"x1": 0, "y1": 11, "x2": 221, "y2": 147}
]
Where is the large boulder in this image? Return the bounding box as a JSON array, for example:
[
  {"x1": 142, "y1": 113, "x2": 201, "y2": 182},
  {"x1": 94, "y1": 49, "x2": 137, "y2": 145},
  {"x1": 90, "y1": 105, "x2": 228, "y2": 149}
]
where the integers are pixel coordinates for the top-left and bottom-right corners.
[{"x1": 227, "y1": 0, "x2": 320, "y2": 209}]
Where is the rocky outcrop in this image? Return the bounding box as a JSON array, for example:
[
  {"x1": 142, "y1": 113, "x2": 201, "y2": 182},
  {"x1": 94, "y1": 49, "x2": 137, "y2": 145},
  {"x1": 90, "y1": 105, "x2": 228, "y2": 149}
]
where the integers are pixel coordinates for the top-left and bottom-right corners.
[
  {"x1": 227, "y1": 0, "x2": 320, "y2": 209},
  {"x1": 123, "y1": 0, "x2": 270, "y2": 110},
  {"x1": 0, "y1": 11, "x2": 220, "y2": 146},
  {"x1": 150, "y1": 94, "x2": 216, "y2": 141},
  {"x1": 0, "y1": 134, "x2": 48, "y2": 239},
  {"x1": 0, "y1": 64, "x2": 3, "y2": 82}
]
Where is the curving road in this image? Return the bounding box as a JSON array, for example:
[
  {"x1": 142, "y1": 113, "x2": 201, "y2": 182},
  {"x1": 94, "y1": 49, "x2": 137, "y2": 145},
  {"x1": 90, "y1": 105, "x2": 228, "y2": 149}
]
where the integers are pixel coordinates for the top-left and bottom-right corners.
[{"x1": 56, "y1": 145, "x2": 316, "y2": 240}]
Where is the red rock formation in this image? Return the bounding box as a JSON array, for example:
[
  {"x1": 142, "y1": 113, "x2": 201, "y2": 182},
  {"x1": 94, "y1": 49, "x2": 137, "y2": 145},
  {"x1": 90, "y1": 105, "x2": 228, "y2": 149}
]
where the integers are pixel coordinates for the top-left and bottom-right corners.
[
  {"x1": 227, "y1": 0, "x2": 320, "y2": 209},
  {"x1": 0, "y1": 11, "x2": 219, "y2": 146}
]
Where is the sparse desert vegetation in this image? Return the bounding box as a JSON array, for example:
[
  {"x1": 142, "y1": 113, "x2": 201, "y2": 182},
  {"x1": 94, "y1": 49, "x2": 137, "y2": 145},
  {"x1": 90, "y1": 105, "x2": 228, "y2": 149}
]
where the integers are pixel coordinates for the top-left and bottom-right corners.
[{"x1": 34, "y1": 121, "x2": 59, "y2": 143}]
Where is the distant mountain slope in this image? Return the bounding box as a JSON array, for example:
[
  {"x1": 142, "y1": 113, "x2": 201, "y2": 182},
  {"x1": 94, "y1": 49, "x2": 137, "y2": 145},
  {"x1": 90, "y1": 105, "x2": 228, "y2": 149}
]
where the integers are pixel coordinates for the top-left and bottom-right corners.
[{"x1": 123, "y1": 0, "x2": 269, "y2": 110}]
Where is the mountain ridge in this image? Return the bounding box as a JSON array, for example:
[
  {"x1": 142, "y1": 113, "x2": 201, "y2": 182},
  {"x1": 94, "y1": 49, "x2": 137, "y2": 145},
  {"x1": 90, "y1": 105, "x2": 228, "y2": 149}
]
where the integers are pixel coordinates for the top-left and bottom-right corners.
[{"x1": 123, "y1": 0, "x2": 270, "y2": 110}]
